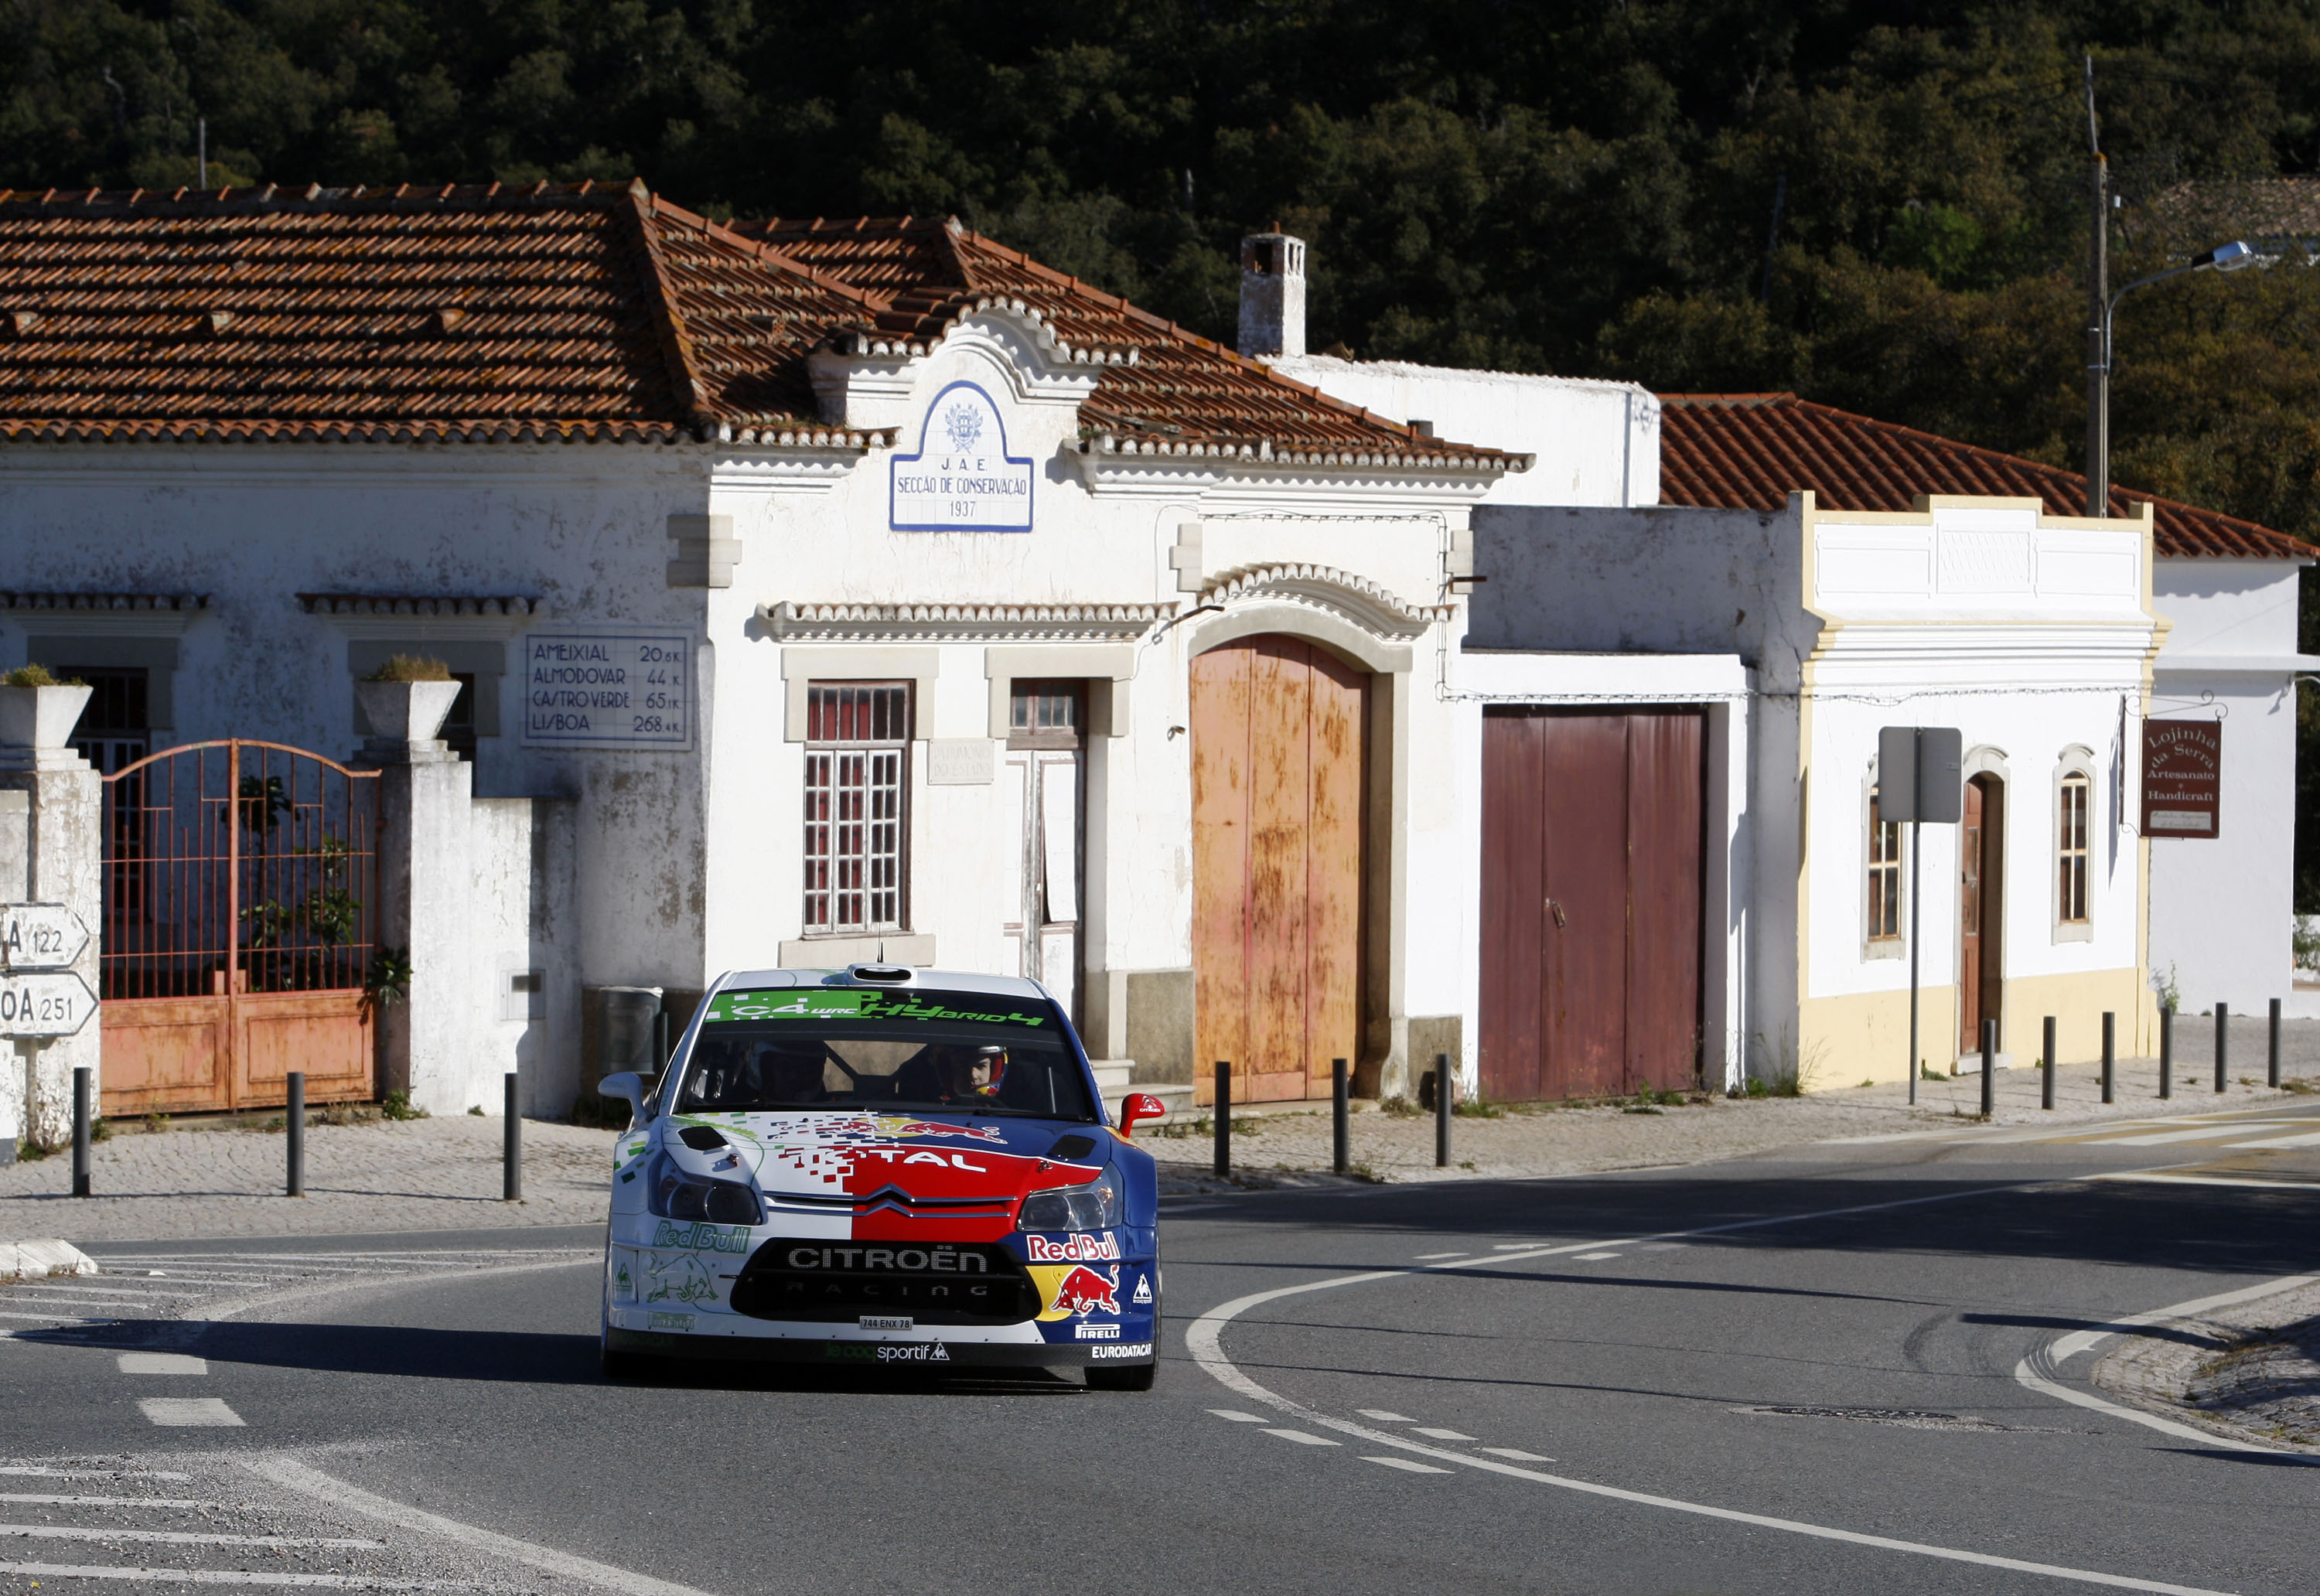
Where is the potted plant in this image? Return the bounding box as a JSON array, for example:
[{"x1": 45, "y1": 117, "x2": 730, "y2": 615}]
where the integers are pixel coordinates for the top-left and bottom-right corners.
[
  {"x1": 354, "y1": 655, "x2": 462, "y2": 746},
  {"x1": 0, "y1": 664, "x2": 94, "y2": 760}
]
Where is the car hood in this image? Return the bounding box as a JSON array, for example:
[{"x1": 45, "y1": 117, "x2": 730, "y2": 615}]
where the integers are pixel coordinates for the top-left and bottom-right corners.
[{"x1": 651, "y1": 1110, "x2": 1107, "y2": 1239}]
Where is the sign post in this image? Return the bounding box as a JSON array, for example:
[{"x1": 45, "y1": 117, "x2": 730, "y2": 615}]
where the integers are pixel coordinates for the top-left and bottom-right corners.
[
  {"x1": 1878, "y1": 728, "x2": 1963, "y2": 1106},
  {"x1": 0, "y1": 902, "x2": 97, "y2": 1041}
]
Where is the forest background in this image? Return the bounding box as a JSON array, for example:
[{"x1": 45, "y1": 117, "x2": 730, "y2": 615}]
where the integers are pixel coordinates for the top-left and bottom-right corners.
[{"x1": 9, "y1": 0, "x2": 2320, "y2": 905}]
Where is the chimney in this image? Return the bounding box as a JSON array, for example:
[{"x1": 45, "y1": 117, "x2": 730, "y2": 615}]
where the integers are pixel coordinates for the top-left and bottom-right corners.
[{"x1": 1237, "y1": 230, "x2": 1306, "y2": 360}]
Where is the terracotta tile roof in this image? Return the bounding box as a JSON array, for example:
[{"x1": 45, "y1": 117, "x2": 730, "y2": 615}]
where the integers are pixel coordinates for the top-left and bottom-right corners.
[
  {"x1": 1659, "y1": 393, "x2": 2311, "y2": 561},
  {"x1": 743, "y1": 216, "x2": 1519, "y2": 469},
  {"x1": 0, "y1": 186, "x2": 1509, "y2": 471}
]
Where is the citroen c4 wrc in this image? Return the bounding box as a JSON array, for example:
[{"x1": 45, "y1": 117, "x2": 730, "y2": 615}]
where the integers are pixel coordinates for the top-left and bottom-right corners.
[{"x1": 597, "y1": 964, "x2": 1165, "y2": 1388}]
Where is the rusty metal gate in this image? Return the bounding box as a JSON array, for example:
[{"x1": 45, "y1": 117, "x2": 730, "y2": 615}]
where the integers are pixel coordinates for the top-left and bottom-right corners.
[{"x1": 98, "y1": 740, "x2": 382, "y2": 1116}]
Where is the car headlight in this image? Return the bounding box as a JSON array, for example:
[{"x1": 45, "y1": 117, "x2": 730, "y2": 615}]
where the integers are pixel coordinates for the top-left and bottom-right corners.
[
  {"x1": 1018, "y1": 1165, "x2": 1121, "y2": 1233},
  {"x1": 646, "y1": 1152, "x2": 764, "y2": 1226}
]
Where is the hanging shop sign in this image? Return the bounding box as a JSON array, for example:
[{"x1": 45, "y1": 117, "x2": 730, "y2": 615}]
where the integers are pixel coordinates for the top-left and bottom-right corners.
[
  {"x1": 2142, "y1": 719, "x2": 2221, "y2": 838},
  {"x1": 890, "y1": 382, "x2": 1034, "y2": 533}
]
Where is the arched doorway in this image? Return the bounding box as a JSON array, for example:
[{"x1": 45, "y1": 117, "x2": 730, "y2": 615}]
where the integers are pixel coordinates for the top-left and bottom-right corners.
[
  {"x1": 1959, "y1": 772, "x2": 2005, "y2": 1057},
  {"x1": 1190, "y1": 634, "x2": 1367, "y2": 1103}
]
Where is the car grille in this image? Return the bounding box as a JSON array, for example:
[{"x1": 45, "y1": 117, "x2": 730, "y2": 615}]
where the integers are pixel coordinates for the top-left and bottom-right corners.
[{"x1": 728, "y1": 1239, "x2": 1038, "y2": 1325}]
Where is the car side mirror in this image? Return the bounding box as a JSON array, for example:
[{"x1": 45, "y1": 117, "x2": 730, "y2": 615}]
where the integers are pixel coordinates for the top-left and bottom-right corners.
[
  {"x1": 1119, "y1": 1092, "x2": 1167, "y2": 1137},
  {"x1": 599, "y1": 1072, "x2": 648, "y2": 1128}
]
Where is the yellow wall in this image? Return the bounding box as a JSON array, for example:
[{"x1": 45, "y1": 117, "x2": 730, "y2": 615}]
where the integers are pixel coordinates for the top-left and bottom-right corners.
[{"x1": 1800, "y1": 967, "x2": 2159, "y2": 1086}]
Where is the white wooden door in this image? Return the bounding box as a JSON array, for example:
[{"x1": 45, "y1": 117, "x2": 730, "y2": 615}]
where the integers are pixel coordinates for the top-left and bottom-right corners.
[{"x1": 1001, "y1": 748, "x2": 1080, "y2": 1020}]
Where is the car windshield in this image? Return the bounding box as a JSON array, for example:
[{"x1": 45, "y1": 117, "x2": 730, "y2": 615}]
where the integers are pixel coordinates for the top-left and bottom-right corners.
[{"x1": 672, "y1": 986, "x2": 1097, "y2": 1122}]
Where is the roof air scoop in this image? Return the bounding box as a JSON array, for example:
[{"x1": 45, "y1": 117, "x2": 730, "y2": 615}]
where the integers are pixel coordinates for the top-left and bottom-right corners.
[{"x1": 848, "y1": 963, "x2": 914, "y2": 984}]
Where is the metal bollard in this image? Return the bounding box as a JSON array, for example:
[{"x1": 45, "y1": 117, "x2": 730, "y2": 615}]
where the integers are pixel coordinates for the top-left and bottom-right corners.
[
  {"x1": 285, "y1": 1072, "x2": 305, "y2": 1197},
  {"x1": 2160, "y1": 1006, "x2": 2173, "y2": 1100},
  {"x1": 1435, "y1": 1052, "x2": 1452, "y2": 1168},
  {"x1": 2101, "y1": 1011, "x2": 2115, "y2": 1104},
  {"x1": 2215, "y1": 1001, "x2": 2229, "y2": 1093},
  {"x1": 504, "y1": 1071, "x2": 523, "y2": 1202},
  {"x1": 71, "y1": 1066, "x2": 91, "y2": 1199},
  {"x1": 1980, "y1": 1020, "x2": 1996, "y2": 1117},
  {"x1": 2270, "y1": 998, "x2": 2283, "y2": 1089},
  {"x1": 1213, "y1": 1062, "x2": 1230, "y2": 1179},
  {"x1": 1332, "y1": 1058, "x2": 1349, "y2": 1176},
  {"x1": 2042, "y1": 1015, "x2": 2057, "y2": 1110}
]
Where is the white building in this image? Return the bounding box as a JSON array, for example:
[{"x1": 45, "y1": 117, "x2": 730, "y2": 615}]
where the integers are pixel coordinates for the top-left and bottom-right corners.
[{"x1": 0, "y1": 185, "x2": 1539, "y2": 1119}]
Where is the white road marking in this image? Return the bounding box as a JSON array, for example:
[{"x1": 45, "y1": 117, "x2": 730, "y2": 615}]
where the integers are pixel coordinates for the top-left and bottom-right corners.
[
  {"x1": 0, "y1": 1562, "x2": 470, "y2": 1589},
  {"x1": 1490, "y1": 1243, "x2": 1550, "y2": 1250},
  {"x1": 2090, "y1": 1127, "x2": 2267, "y2": 1146},
  {"x1": 1363, "y1": 1456, "x2": 1452, "y2": 1473},
  {"x1": 245, "y1": 1454, "x2": 721, "y2": 1596},
  {"x1": 118, "y1": 1352, "x2": 207, "y2": 1374},
  {"x1": 1188, "y1": 1178, "x2": 2247, "y2": 1595},
  {"x1": 1411, "y1": 1427, "x2": 1473, "y2": 1441},
  {"x1": 0, "y1": 1495, "x2": 211, "y2": 1508},
  {"x1": 1573, "y1": 1252, "x2": 1622, "y2": 1261},
  {"x1": 5, "y1": 1287, "x2": 202, "y2": 1303},
  {"x1": 1479, "y1": 1448, "x2": 1554, "y2": 1461},
  {"x1": 1355, "y1": 1409, "x2": 1413, "y2": 1421},
  {"x1": 1412, "y1": 1251, "x2": 1469, "y2": 1260},
  {"x1": 0, "y1": 1524, "x2": 382, "y2": 1548},
  {"x1": 2089, "y1": 1172, "x2": 2319, "y2": 1192},
  {"x1": 0, "y1": 1311, "x2": 106, "y2": 1323},
  {"x1": 2222, "y1": 1129, "x2": 2320, "y2": 1148},
  {"x1": 2008, "y1": 1271, "x2": 2320, "y2": 1457},
  {"x1": 0, "y1": 1467, "x2": 190, "y2": 1482},
  {"x1": 1208, "y1": 1409, "x2": 1266, "y2": 1422},
  {"x1": 1261, "y1": 1429, "x2": 1341, "y2": 1446},
  {"x1": 140, "y1": 1397, "x2": 244, "y2": 1427}
]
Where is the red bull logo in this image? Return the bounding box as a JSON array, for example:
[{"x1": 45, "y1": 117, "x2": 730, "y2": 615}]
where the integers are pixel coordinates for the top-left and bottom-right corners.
[
  {"x1": 1051, "y1": 1264, "x2": 1120, "y2": 1318},
  {"x1": 1025, "y1": 1231, "x2": 1121, "y2": 1264}
]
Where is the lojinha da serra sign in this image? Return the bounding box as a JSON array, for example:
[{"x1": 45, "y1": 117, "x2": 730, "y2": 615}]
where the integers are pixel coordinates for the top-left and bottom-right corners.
[{"x1": 2143, "y1": 719, "x2": 2222, "y2": 838}]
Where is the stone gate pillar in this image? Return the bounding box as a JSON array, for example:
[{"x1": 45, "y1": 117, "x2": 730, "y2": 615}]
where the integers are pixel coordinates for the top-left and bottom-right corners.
[
  {"x1": 357, "y1": 680, "x2": 476, "y2": 1117},
  {"x1": 0, "y1": 684, "x2": 101, "y2": 1155}
]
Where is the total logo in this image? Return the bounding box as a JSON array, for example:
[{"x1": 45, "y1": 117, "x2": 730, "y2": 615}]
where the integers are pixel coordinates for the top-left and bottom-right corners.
[{"x1": 1024, "y1": 1231, "x2": 1121, "y2": 1264}]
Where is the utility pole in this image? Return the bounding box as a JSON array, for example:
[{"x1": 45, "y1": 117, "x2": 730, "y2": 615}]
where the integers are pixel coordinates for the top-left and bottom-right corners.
[{"x1": 2084, "y1": 53, "x2": 2110, "y2": 517}]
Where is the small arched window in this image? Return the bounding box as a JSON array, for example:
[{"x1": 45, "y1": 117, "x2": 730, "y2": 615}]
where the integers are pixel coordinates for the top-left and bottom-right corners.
[{"x1": 2055, "y1": 757, "x2": 2094, "y2": 941}]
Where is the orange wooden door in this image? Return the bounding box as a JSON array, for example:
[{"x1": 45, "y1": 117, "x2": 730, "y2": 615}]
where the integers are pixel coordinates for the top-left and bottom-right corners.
[{"x1": 1192, "y1": 637, "x2": 1366, "y2": 1104}]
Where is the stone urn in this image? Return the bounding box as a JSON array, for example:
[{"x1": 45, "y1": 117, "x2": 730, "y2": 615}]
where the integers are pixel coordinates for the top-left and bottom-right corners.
[
  {"x1": 0, "y1": 684, "x2": 94, "y2": 770},
  {"x1": 354, "y1": 679, "x2": 462, "y2": 748}
]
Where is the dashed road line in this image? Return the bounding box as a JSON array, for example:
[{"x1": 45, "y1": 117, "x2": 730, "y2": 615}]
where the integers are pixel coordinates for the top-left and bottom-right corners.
[
  {"x1": 0, "y1": 1562, "x2": 474, "y2": 1589},
  {"x1": 1208, "y1": 1410, "x2": 1266, "y2": 1423},
  {"x1": 1411, "y1": 1427, "x2": 1473, "y2": 1441},
  {"x1": 1479, "y1": 1448, "x2": 1554, "y2": 1461},
  {"x1": 0, "y1": 1495, "x2": 213, "y2": 1509},
  {"x1": 1356, "y1": 1409, "x2": 1413, "y2": 1421},
  {"x1": 2223, "y1": 1129, "x2": 2320, "y2": 1148},
  {"x1": 1411, "y1": 1251, "x2": 1469, "y2": 1260},
  {"x1": 1362, "y1": 1456, "x2": 1452, "y2": 1474},
  {"x1": 0, "y1": 1524, "x2": 384, "y2": 1548},
  {"x1": 1261, "y1": 1429, "x2": 1341, "y2": 1446},
  {"x1": 0, "y1": 1468, "x2": 192, "y2": 1481},
  {"x1": 1573, "y1": 1251, "x2": 1622, "y2": 1261},
  {"x1": 139, "y1": 1398, "x2": 244, "y2": 1428}
]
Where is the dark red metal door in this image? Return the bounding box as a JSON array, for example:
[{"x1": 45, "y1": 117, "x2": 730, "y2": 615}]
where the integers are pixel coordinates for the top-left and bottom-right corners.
[{"x1": 1480, "y1": 708, "x2": 1704, "y2": 1102}]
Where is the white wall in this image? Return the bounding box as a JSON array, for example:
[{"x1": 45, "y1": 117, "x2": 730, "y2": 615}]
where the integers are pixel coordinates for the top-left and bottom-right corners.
[
  {"x1": 1273, "y1": 355, "x2": 1660, "y2": 509},
  {"x1": 2151, "y1": 556, "x2": 2312, "y2": 1014}
]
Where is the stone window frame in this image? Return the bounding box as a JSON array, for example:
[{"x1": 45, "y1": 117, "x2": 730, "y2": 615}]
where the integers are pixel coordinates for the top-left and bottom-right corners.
[{"x1": 1861, "y1": 762, "x2": 1907, "y2": 962}]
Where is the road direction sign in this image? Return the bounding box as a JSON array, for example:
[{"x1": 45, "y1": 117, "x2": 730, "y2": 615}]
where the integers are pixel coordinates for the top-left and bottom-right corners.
[
  {"x1": 0, "y1": 902, "x2": 90, "y2": 972},
  {"x1": 0, "y1": 970, "x2": 95, "y2": 1038}
]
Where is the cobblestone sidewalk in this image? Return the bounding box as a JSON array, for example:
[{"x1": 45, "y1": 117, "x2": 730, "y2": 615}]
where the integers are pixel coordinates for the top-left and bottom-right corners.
[
  {"x1": 0, "y1": 1114, "x2": 616, "y2": 1240},
  {"x1": 2094, "y1": 1280, "x2": 2320, "y2": 1454}
]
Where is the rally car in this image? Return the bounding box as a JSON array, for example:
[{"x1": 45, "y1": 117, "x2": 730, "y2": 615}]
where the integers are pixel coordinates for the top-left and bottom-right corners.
[{"x1": 596, "y1": 963, "x2": 1166, "y2": 1389}]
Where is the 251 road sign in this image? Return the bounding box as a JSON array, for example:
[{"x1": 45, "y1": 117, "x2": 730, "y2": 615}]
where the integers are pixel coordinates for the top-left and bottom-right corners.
[{"x1": 0, "y1": 971, "x2": 94, "y2": 1038}]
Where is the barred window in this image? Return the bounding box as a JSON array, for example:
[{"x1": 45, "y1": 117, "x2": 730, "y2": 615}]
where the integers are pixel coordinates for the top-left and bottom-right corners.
[
  {"x1": 2059, "y1": 773, "x2": 2090, "y2": 924},
  {"x1": 1868, "y1": 789, "x2": 1902, "y2": 941},
  {"x1": 803, "y1": 684, "x2": 910, "y2": 935}
]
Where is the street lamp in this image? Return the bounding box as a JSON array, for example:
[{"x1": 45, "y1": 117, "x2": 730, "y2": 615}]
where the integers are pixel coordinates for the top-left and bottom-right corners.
[{"x1": 2086, "y1": 240, "x2": 2256, "y2": 516}]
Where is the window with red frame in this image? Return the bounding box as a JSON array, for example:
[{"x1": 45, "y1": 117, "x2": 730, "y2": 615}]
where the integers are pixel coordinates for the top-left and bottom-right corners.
[{"x1": 803, "y1": 684, "x2": 910, "y2": 934}]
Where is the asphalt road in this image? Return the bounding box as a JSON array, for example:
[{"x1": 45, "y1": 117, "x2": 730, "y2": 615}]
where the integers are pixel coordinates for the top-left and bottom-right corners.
[{"x1": 6, "y1": 1103, "x2": 2319, "y2": 1595}]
